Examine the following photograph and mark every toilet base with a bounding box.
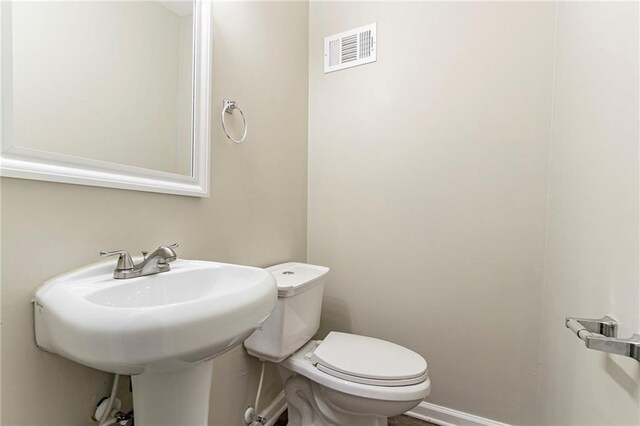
[284,374,389,426]
[281,369,425,426]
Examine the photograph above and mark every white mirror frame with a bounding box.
[0,0,211,197]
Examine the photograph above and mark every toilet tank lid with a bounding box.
[267,262,329,297]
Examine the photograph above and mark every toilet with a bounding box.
[244,263,431,426]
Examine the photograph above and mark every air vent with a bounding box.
[324,23,377,73]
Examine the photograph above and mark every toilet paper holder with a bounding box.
[565,315,640,362]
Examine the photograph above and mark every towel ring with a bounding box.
[221,99,247,144]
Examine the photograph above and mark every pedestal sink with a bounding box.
[34,259,277,426]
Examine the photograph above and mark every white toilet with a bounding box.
[244,263,431,426]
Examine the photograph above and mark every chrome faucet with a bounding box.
[100,243,179,279]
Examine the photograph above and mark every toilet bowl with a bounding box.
[280,339,431,426]
[244,263,431,426]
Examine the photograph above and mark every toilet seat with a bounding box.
[280,340,431,402]
[315,363,428,387]
[311,332,428,386]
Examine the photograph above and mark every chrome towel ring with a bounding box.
[221,99,247,144]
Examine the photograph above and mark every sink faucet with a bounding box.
[100,243,179,279]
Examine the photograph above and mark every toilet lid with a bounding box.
[310,332,428,386]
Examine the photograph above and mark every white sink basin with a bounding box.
[35,259,276,373]
[34,259,277,425]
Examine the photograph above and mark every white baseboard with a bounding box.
[251,391,287,426]
[405,402,511,426]
[251,393,509,426]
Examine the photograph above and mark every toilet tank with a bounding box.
[244,262,329,362]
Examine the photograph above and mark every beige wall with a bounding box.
[308,2,556,424]
[0,1,308,425]
[3,2,638,425]
[537,2,640,425]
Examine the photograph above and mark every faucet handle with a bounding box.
[157,243,179,254]
[100,249,134,271]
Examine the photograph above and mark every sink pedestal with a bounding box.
[132,360,214,426]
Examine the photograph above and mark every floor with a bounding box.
[274,410,435,426]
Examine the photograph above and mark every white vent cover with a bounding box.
[324,23,377,73]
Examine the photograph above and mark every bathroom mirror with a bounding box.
[0,0,212,196]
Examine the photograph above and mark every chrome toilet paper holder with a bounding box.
[565,315,640,362]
